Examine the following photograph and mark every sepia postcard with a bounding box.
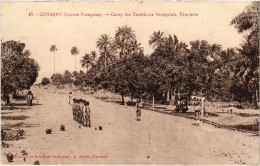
[1,1,259,165]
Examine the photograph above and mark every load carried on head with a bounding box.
[190,95,206,116]
[173,92,206,115]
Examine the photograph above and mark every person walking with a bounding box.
[83,101,91,127]
[75,99,80,122]
[72,98,77,121]
[26,91,33,106]
[78,99,84,124]
[136,99,142,121]
[68,92,73,104]
[195,103,201,118]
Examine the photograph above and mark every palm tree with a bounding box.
[50,45,57,74]
[81,53,95,72]
[90,51,97,61]
[128,39,142,55]
[96,34,112,69]
[231,1,259,108]
[115,25,136,42]
[71,46,79,71]
[114,25,136,58]
[149,30,164,48]
[167,34,189,57]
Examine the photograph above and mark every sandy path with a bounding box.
[1,87,259,165]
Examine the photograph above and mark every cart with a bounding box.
[174,93,189,113]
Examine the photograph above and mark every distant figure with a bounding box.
[75,99,80,122]
[137,99,143,108]
[136,99,142,121]
[68,92,72,104]
[136,106,142,121]
[26,91,33,106]
[139,98,144,108]
[83,101,91,127]
[195,104,201,118]
[72,98,76,121]
[79,99,84,125]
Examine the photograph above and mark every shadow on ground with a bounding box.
[1,115,30,120]
[14,103,42,106]
[2,122,39,130]
[230,124,259,132]
[1,106,32,111]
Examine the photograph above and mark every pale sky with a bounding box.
[1,1,250,83]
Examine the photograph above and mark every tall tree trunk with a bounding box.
[256,90,259,108]
[131,94,134,101]
[4,93,10,106]
[161,92,164,103]
[252,90,257,109]
[105,52,107,69]
[13,90,17,99]
[121,47,124,59]
[167,90,170,102]
[256,90,259,101]
[75,55,77,71]
[121,93,125,105]
[169,87,172,101]
[3,93,6,105]
[172,87,175,103]
[152,94,155,108]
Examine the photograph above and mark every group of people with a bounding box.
[191,96,206,118]
[72,98,91,127]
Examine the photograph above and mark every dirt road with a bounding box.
[1,86,259,165]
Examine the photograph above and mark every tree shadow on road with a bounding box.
[14,103,42,106]
[1,106,32,111]
[2,122,39,130]
[229,124,259,133]
[2,115,29,120]
[249,133,259,137]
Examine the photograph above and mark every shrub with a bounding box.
[41,77,50,85]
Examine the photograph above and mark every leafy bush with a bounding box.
[41,77,50,85]
[51,73,64,85]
